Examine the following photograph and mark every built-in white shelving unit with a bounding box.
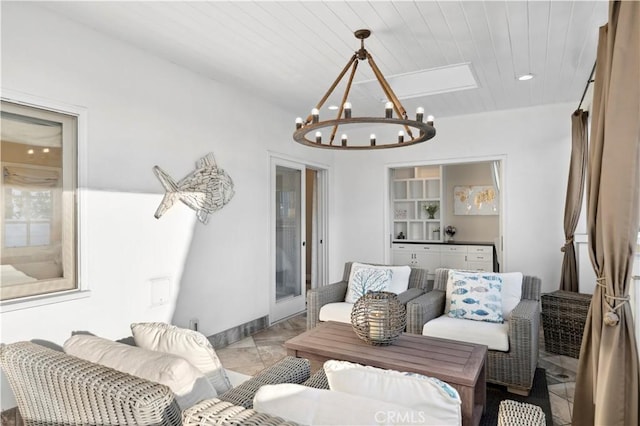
[391,165,443,242]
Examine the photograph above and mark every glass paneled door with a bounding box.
[271,159,306,323]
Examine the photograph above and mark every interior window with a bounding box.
[1,101,77,301]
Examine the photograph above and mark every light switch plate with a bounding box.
[150,277,171,307]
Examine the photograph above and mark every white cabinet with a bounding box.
[440,245,467,270]
[465,246,494,272]
[391,166,442,242]
[392,243,496,275]
[393,243,441,272]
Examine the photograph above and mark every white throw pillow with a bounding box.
[131,322,232,394]
[349,262,412,295]
[323,360,461,426]
[253,383,429,425]
[446,270,504,323]
[63,334,216,410]
[345,265,393,303]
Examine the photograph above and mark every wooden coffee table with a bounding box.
[285,321,487,426]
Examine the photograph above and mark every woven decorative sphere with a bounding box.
[351,291,406,346]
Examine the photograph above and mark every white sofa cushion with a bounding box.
[422,315,510,351]
[324,360,461,426]
[63,334,216,410]
[131,322,232,394]
[447,270,503,323]
[254,383,435,425]
[345,265,393,303]
[318,301,353,324]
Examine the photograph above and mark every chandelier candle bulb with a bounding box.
[344,102,352,118]
[416,107,424,122]
[315,131,322,143]
[385,101,393,118]
[341,134,348,146]
[295,117,303,129]
[311,108,319,123]
[427,115,435,126]
[370,134,376,146]
[398,131,405,143]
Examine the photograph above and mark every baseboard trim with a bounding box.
[208,315,269,349]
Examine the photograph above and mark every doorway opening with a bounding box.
[386,157,505,272]
[270,156,327,324]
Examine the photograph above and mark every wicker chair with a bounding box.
[306,261,431,330]
[0,341,310,425]
[406,268,541,395]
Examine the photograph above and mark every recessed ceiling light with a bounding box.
[328,105,339,110]
[518,73,534,81]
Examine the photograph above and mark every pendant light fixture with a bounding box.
[293,29,436,150]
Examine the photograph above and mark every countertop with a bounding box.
[392,240,495,246]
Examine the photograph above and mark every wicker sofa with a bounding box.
[0,341,310,425]
[406,268,541,395]
[306,261,431,330]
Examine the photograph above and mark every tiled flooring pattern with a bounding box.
[217,314,578,426]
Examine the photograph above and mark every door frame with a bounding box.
[383,155,507,271]
[269,153,329,324]
[309,165,329,289]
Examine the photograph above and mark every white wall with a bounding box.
[0,3,334,409]
[330,103,573,294]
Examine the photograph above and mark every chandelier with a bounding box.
[293,29,436,150]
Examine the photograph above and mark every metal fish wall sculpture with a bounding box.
[153,153,235,224]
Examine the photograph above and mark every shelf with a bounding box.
[391,165,443,243]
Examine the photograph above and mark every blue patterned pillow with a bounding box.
[345,267,392,303]
[447,270,503,323]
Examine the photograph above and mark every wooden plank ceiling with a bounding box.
[40,1,608,119]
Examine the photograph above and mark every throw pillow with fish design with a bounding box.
[446,270,503,323]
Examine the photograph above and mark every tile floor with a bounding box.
[216,314,578,426]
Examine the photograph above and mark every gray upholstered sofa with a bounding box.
[406,268,541,395]
[0,341,310,425]
[306,261,431,330]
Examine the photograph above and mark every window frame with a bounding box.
[0,91,88,310]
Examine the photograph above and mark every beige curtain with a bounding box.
[573,1,640,425]
[560,110,588,292]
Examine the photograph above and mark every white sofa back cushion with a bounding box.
[324,360,461,425]
[63,334,217,410]
[499,272,524,320]
[131,322,232,394]
[254,383,432,425]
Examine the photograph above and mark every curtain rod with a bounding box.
[577,61,597,111]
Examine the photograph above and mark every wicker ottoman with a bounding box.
[497,400,545,426]
[541,290,592,358]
